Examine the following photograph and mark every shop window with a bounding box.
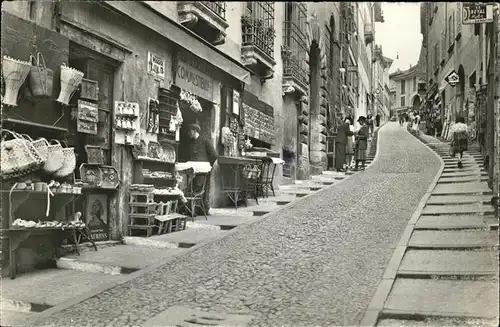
[68,44,118,177]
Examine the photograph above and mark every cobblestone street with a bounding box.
[28,123,442,326]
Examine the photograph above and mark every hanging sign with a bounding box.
[462,3,493,25]
[148,52,166,80]
[445,70,460,87]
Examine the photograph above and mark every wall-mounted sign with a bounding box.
[175,51,214,102]
[462,3,493,25]
[445,70,460,87]
[148,52,166,80]
[86,194,109,242]
[232,90,240,115]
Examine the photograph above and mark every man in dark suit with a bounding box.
[334,117,354,172]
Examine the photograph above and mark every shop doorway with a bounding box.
[177,97,214,162]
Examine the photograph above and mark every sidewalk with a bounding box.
[372,132,499,327]
[1,127,384,327]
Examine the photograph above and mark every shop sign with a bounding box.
[445,70,460,87]
[175,52,214,102]
[232,90,240,115]
[86,194,109,242]
[462,3,493,25]
[148,52,166,80]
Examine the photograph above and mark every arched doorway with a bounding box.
[457,65,465,119]
[308,40,322,174]
[412,95,421,112]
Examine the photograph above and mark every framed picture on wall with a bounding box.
[148,52,165,80]
[232,90,240,115]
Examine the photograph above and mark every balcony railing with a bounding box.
[282,19,307,90]
[201,1,226,19]
[364,23,374,44]
[242,14,275,60]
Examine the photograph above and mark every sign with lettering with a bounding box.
[445,70,460,87]
[148,52,166,80]
[85,194,109,242]
[175,52,214,102]
[462,3,493,24]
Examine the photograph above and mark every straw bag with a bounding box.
[53,141,76,178]
[1,130,45,180]
[44,140,64,174]
[20,134,49,162]
[29,52,54,97]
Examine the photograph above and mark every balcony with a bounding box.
[282,15,308,96]
[364,23,374,44]
[177,1,229,45]
[241,6,276,80]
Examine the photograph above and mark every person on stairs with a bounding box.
[353,116,370,171]
[449,116,469,169]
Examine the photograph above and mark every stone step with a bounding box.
[57,244,185,274]
[415,215,487,230]
[432,182,492,195]
[437,176,489,183]
[422,204,494,215]
[279,189,315,197]
[440,171,488,178]
[250,204,281,216]
[136,228,226,248]
[398,250,498,276]
[426,195,493,205]
[209,208,254,217]
[383,279,499,319]
[0,310,37,327]
[191,215,259,230]
[408,230,497,249]
[377,318,499,327]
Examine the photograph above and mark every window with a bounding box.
[283,2,307,86]
[400,95,406,107]
[401,80,406,94]
[448,15,454,46]
[243,2,275,59]
[413,77,417,91]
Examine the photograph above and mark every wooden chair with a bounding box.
[182,172,209,221]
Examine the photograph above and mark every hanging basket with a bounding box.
[44,140,64,174]
[2,56,31,107]
[53,141,76,178]
[29,52,54,97]
[1,130,45,180]
[56,63,84,105]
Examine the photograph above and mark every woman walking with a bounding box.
[353,116,370,171]
[449,116,469,168]
[334,117,354,172]
[345,117,355,170]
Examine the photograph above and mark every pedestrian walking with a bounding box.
[334,117,354,172]
[413,111,421,135]
[399,114,404,127]
[375,114,381,127]
[345,117,355,169]
[367,114,374,137]
[353,116,369,171]
[448,116,469,168]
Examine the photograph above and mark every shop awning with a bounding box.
[104,2,252,85]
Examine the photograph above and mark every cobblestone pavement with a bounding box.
[32,123,442,327]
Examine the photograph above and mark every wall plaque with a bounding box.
[148,51,166,80]
[85,194,109,242]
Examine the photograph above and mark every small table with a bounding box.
[244,156,282,198]
[4,226,97,279]
[218,156,260,208]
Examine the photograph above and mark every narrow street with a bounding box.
[27,123,442,326]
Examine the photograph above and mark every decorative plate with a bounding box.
[99,166,120,189]
[79,164,102,186]
[85,145,104,165]
[148,141,160,159]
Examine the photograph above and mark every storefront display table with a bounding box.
[218,156,261,209]
[4,226,97,279]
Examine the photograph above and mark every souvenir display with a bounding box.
[159,143,176,163]
[80,164,102,186]
[53,142,76,178]
[44,140,65,174]
[2,56,31,107]
[80,78,99,101]
[57,63,84,105]
[147,98,160,133]
[85,145,105,165]
[180,89,202,112]
[241,103,275,144]
[29,52,54,97]
[12,218,85,229]
[147,141,161,159]
[100,166,120,189]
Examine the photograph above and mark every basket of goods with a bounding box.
[29,52,54,97]
[56,63,84,105]
[1,130,45,180]
[43,140,65,174]
[53,141,76,178]
[242,164,261,180]
[2,56,31,107]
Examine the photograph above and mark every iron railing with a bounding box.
[242,2,275,60]
[201,1,226,19]
[282,3,307,88]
